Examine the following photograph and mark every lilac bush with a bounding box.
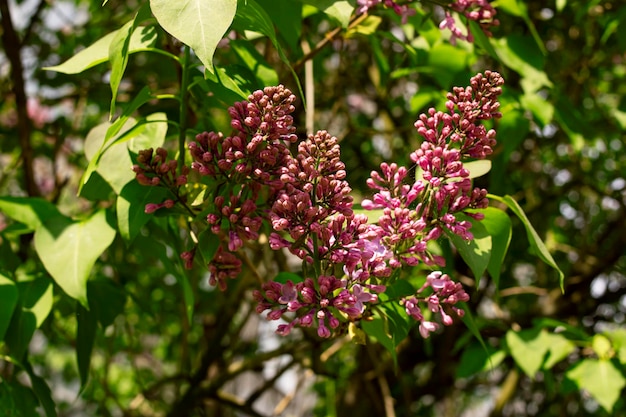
[134,71,504,339]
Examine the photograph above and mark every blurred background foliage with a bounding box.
[1,0,626,416]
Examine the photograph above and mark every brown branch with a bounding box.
[0,0,39,196]
[293,13,369,72]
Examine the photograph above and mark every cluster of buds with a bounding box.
[134,72,504,340]
[254,276,382,337]
[132,147,188,213]
[440,0,500,44]
[402,271,469,338]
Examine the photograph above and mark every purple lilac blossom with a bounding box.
[440,0,500,44]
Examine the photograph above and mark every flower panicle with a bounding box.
[440,0,500,45]
[132,147,189,213]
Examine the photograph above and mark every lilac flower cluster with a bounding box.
[356,0,416,23]
[402,271,469,338]
[439,0,500,44]
[134,72,504,340]
[132,147,188,213]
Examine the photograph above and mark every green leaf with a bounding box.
[79,86,152,193]
[346,15,382,37]
[197,229,221,265]
[362,310,398,365]
[298,0,354,28]
[592,334,613,360]
[117,180,170,243]
[464,160,492,179]
[459,302,489,355]
[273,272,304,284]
[34,210,116,308]
[0,274,19,341]
[456,343,506,378]
[427,43,468,88]
[150,0,237,72]
[229,40,279,87]
[520,92,554,128]
[5,276,54,360]
[23,360,57,417]
[84,121,135,194]
[496,0,546,55]
[256,0,302,51]
[468,20,499,61]
[363,281,415,367]
[565,358,626,413]
[606,329,626,365]
[506,327,550,378]
[479,207,512,288]
[43,25,158,74]
[491,194,565,291]
[0,379,39,417]
[109,4,153,119]
[109,20,134,119]
[492,37,550,93]
[88,279,127,328]
[233,0,303,101]
[542,331,576,369]
[76,302,97,388]
[447,217,491,284]
[0,197,61,230]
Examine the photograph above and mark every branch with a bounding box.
[0,0,39,196]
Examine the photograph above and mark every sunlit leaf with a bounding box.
[565,358,626,413]
[43,25,158,74]
[506,327,549,378]
[0,197,61,230]
[298,0,354,28]
[150,0,236,72]
[34,210,116,308]
[477,207,512,289]
[447,217,491,284]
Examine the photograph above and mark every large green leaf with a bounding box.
[34,210,116,308]
[0,197,61,230]
[0,274,19,341]
[565,358,626,413]
[150,0,237,72]
[447,217,492,284]
[43,25,158,74]
[491,194,565,290]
